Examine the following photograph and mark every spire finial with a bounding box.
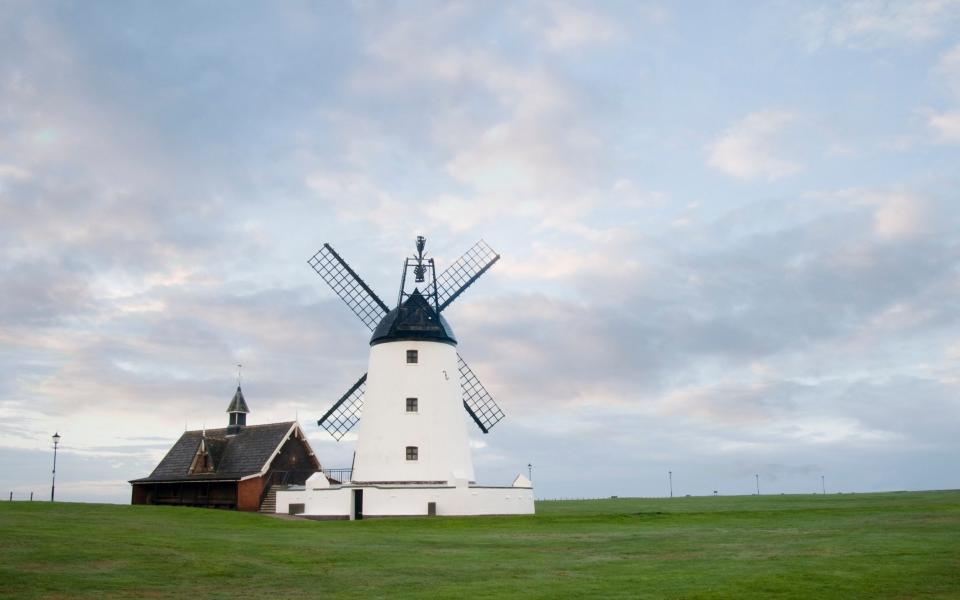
[237,363,242,388]
[414,236,426,282]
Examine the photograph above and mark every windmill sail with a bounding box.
[458,355,505,433]
[309,243,389,331]
[436,240,500,312]
[318,373,366,441]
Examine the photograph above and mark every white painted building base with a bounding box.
[276,476,534,519]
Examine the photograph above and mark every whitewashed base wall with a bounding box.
[276,482,534,518]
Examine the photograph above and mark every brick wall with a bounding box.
[237,476,265,511]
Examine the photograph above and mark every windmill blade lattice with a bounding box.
[436,240,500,312]
[458,355,505,433]
[318,373,367,441]
[309,244,389,331]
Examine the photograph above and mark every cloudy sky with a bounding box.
[2,1,959,503]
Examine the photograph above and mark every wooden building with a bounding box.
[129,386,322,511]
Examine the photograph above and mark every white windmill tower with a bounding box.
[276,237,533,518]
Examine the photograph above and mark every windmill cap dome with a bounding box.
[370,289,457,346]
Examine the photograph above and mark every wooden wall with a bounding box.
[131,481,238,509]
[268,435,321,486]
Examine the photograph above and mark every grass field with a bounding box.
[2,491,959,599]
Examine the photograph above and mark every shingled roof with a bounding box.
[130,422,297,483]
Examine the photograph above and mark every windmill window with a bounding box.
[406,350,418,364]
[406,446,418,461]
[406,397,418,413]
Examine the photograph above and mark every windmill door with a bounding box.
[353,489,363,520]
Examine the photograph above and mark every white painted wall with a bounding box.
[351,340,474,483]
[277,486,351,518]
[277,484,535,518]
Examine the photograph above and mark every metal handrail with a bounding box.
[323,467,352,483]
[258,470,293,511]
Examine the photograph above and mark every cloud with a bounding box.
[927,110,960,141]
[871,193,930,240]
[497,240,645,283]
[706,110,802,180]
[303,5,612,240]
[541,4,623,51]
[451,189,960,439]
[936,43,960,98]
[927,44,960,141]
[801,0,960,50]
[660,380,803,427]
[0,164,31,183]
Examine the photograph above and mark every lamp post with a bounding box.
[528,463,532,481]
[668,470,673,498]
[755,473,760,495]
[51,432,61,502]
[821,475,825,495]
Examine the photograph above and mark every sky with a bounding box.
[1,0,959,504]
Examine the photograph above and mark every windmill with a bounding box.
[310,237,505,447]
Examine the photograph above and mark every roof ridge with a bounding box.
[183,421,295,435]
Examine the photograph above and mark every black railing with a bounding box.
[323,468,352,483]
[270,470,292,486]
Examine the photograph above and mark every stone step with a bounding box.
[259,486,278,513]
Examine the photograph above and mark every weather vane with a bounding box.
[413,236,427,282]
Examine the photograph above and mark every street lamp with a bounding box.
[755,473,760,495]
[821,475,825,495]
[668,470,673,498]
[528,463,532,481]
[51,432,61,502]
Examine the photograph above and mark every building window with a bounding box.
[406,349,418,364]
[406,397,418,412]
[406,446,418,461]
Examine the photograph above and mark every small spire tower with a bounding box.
[226,364,249,435]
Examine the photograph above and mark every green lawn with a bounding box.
[2,491,959,599]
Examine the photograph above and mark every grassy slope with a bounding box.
[1,491,958,599]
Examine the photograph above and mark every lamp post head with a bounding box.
[52,432,60,445]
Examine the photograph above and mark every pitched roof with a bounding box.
[130,421,296,483]
[226,386,249,413]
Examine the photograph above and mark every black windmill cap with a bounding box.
[370,289,457,346]
[226,386,249,413]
